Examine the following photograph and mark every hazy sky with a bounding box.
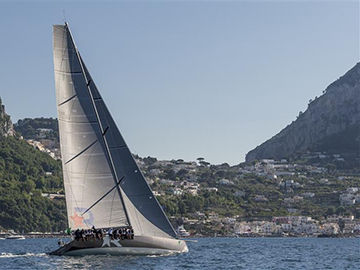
[0,0,358,165]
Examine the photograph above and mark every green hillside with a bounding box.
[2,105,359,234]
[4,116,360,236]
[0,136,66,232]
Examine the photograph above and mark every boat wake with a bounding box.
[0,252,47,258]
[146,251,179,258]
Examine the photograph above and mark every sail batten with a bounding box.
[64,140,98,164]
[53,24,177,239]
[58,94,77,106]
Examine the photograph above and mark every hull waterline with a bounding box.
[64,247,183,256]
[50,235,188,256]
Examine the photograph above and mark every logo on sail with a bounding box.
[70,207,95,228]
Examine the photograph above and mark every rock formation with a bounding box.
[246,63,360,162]
[0,97,15,137]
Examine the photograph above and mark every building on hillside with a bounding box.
[205,187,218,192]
[172,188,183,196]
[340,193,356,205]
[302,192,315,198]
[219,179,233,185]
[254,195,268,202]
[320,223,340,235]
[346,187,359,194]
[41,193,65,200]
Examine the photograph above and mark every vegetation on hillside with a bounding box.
[1,116,359,234]
[144,158,360,221]
[14,117,59,142]
[0,136,66,232]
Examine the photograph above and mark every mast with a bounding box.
[65,23,131,227]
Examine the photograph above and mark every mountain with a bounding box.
[246,63,360,162]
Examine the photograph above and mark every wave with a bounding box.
[0,252,47,258]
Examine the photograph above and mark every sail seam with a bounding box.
[108,145,128,150]
[58,119,98,124]
[54,70,82,75]
[65,140,98,164]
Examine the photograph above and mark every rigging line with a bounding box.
[109,186,117,227]
[58,94,77,106]
[65,140,98,164]
[81,176,125,217]
[65,23,132,226]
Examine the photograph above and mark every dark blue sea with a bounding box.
[0,237,359,269]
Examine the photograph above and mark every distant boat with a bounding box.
[177,226,190,237]
[5,235,25,240]
[49,23,188,256]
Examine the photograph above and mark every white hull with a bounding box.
[5,235,25,240]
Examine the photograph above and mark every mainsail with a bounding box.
[53,24,177,239]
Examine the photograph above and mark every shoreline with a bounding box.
[1,233,358,239]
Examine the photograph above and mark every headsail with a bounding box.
[53,24,177,239]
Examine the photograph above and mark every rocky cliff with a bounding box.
[0,97,15,137]
[246,63,360,162]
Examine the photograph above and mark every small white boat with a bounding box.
[5,235,25,240]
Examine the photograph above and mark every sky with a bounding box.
[0,0,359,165]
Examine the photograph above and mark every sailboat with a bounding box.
[50,23,188,256]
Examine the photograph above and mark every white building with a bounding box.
[346,187,359,194]
[172,188,183,196]
[320,223,339,235]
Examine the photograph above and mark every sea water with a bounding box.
[0,237,359,269]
